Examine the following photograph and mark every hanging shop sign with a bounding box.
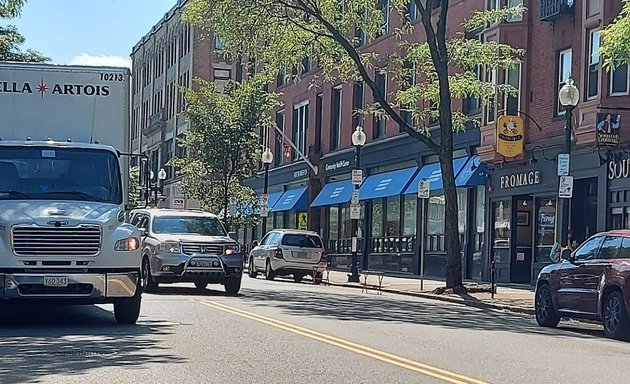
[596,113,620,148]
[496,115,525,158]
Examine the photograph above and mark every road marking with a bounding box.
[194,299,489,384]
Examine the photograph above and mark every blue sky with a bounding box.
[9,0,178,67]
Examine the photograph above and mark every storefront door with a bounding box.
[512,196,534,284]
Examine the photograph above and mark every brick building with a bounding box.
[130,0,240,208]
[242,0,630,285]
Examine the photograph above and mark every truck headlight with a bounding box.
[115,237,140,251]
[158,241,181,254]
[224,244,240,255]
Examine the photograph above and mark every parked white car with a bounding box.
[248,229,327,284]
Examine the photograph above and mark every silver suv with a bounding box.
[248,229,327,284]
[128,208,243,295]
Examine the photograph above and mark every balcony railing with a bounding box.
[539,0,573,21]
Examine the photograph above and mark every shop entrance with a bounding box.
[512,196,534,284]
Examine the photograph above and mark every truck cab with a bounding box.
[0,140,143,324]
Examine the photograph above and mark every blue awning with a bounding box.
[311,179,356,207]
[272,187,309,212]
[404,157,469,195]
[358,167,418,201]
[455,155,487,187]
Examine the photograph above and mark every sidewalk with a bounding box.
[322,270,535,315]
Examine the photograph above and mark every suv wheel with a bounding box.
[265,259,275,281]
[248,258,258,278]
[535,283,560,328]
[293,273,304,283]
[603,290,630,340]
[142,258,158,293]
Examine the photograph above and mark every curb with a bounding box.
[325,281,536,316]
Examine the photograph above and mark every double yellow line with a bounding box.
[195,300,489,384]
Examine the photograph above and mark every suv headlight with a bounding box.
[115,237,140,251]
[158,241,181,254]
[224,244,240,255]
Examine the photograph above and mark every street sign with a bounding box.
[558,175,574,198]
[352,169,363,185]
[172,198,185,209]
[557,153,570,176]
[351,190,360,204]
[260,205,269,217]
[418,179,430,199]
[259,194,268,206]
[349,203,361,219]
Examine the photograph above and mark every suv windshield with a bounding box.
[281,234,323,248]
[152,216,227,236]
[0,146,122,204]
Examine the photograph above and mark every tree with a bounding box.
[169,76,280,230]
[600,0,630,70]
[185,0,524,289]
[0,0,48,62]
[128,165,143,208]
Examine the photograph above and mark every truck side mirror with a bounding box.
[228,231,237,240]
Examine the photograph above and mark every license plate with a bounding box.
[43,276,69,287]
[295,251,308,258]
[193,260,212,267]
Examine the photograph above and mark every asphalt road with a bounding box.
[1,276,630,384]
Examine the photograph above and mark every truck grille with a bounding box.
[12,225,102,256]
[181,243,223,256]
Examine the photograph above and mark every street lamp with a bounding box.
[348,126,367,283]
[558,76,579,249]
[261,148,274,234]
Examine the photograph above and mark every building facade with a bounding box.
[130,0,240,209]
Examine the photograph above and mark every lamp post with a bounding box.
[348,126,366,283]
[261,148,274,234]
[558,77,580,249]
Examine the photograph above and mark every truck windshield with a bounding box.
[0,146,122,204]
[152,216,227,237]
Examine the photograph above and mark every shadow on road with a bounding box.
[234,283,607,341]
[0,303,184,383]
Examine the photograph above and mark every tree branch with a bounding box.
[294,0,441,153]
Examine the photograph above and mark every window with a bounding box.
[385,196,401,236]
[152,216,227,236]
[371,200,383,237]
[573,236,604,261]
[557,49,572,115]
[274,111,285,166]
[618,237,630,259]
[587,29,600,100]
[376,0,390,37]
[374,71,387,138]
[400,61,416,132]
[402,196,417,236]
[598,236,622,259]
[302,56,312,74]
[536,198,557,263]
[485,68,497,124]
[330,87,342,151]
[276,69,285,87]
[214,36,224,50]
[281,233,323,248]
[465,33,482,116]
[213,68,231,93]
[427,195,445,236]
[292,102,309,161]
[504,64,521,116]
[610,64,630,96]
[315,93,323,153]
[507,0,523,21]
[329,206,339,242]
[352,81,365,128]
[407,1,418,21]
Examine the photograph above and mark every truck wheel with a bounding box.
[195,282,208,290]
[142,258,158,293]
[114,279,142,325]
[224,278,241,295]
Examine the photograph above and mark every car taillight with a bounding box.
[319,251,327,263]
[274,248,284,259]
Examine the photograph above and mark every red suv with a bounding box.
[535,230,630,340]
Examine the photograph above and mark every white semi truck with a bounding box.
[0,62,143,324]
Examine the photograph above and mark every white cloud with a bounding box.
[67,54,131,68]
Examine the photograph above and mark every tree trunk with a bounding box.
[439,152,463,290]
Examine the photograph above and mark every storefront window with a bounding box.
[265,217,273,233]
[287,212,297,229]
[427,195,445,235]
[536,198,557,263]
[402,196,417,236]
[329,206,339,241]
[372,200,383,237]
[275,212,284,229]
[475,186,485,234]
[494,199,511,247]
[458,190,467,234]
[385,196,400,236]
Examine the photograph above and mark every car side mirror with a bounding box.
[561,248,573,263]
[251,240,258,247]
[138,228,147,237]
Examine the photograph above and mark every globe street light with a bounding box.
[348,126,367,283]
[261,148,274,234]
[153,168,167,207]
[558,77,579,250]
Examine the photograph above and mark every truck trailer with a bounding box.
[0,62,143,324]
